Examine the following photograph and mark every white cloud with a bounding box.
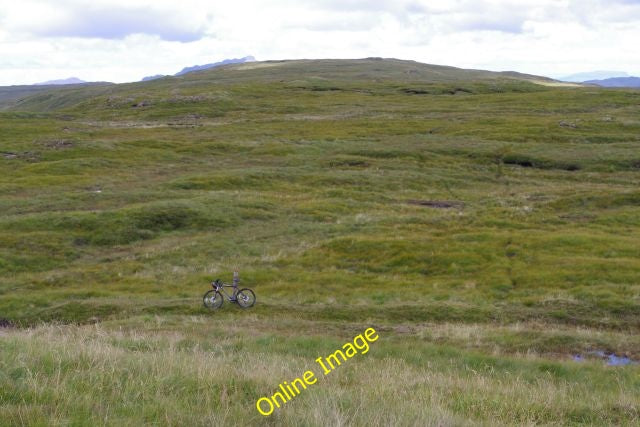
[0,0,638,85]
[1,0,210,41]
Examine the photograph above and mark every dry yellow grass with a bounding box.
[1,316,638,426]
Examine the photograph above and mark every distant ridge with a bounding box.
[1,58,570,111]
[175,56,255,76]
[559,71,629,83]
[142,75,165,82]
[141,56,255,81]
[35,77,87,85]
[584,76,640,88]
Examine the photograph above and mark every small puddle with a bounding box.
[573,350,638,366]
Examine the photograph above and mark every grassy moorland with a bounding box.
[0,58,639,425]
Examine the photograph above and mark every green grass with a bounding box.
[0,59,639,425]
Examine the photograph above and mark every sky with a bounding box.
[0,0,639,85]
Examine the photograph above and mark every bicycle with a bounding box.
[203,272,256,310]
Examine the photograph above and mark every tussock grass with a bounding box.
[1,319,638,426]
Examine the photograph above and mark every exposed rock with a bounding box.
[42,139,74,149]
[559,120,577,128]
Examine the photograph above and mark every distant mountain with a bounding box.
[141,75,166,82]
[559,71,628,83]
[584,77,640,88]
[174,56,255,76]
[35,77,87,85]
[141,56,256,82]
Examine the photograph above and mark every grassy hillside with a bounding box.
[0,59,638,425]
[0,83,113,111]
[4,58,558,113]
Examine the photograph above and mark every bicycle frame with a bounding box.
[211,280,238,300]
[204,276,255,310]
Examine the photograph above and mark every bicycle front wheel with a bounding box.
[236,288,256,308]
[203,290,223,310]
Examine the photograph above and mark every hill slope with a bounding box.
[0,58,639,426]
[2,58,558,112]
[0,82,113,111]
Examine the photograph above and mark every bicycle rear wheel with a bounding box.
[236,288,256,308]
[203,290,223,310]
